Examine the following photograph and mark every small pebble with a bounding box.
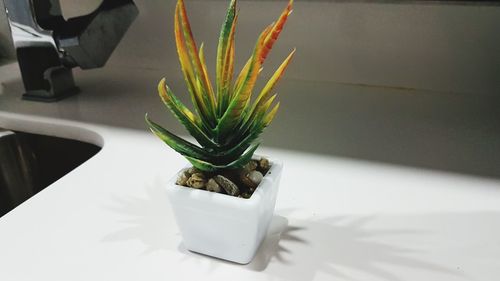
[187,173,206,189]
[206,178,222,193]
[248,170,263,186]
[240,170,263,189]
[243,160,258,172]
[176,169,190,186]
[187,167,200,175]
[214,175,240,196]
[259,158,270,171]
[241,192,251,199]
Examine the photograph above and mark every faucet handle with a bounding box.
[57,0,139,69]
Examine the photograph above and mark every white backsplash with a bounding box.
[1,0,499,95]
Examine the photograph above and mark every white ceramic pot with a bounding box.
[166,159,283,264]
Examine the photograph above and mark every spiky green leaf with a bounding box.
[184,142,260,172]
[158,79,220,149]
[145,114,210,161]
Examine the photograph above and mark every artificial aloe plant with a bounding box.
[146,0,294,172]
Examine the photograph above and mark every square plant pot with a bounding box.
[166,158,283,264]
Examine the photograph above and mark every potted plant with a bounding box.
[145,0,294,264]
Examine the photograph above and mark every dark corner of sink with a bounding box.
[0,128,102,217]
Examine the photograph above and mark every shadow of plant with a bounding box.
[260,212,461,281]
[102,178,179,253]
[102,181,467,281]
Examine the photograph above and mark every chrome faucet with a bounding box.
[2,0,138,101]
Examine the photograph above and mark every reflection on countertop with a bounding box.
[1,61,499,179]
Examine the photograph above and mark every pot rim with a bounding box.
[166,156,283,208]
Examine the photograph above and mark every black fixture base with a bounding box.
[17,47,80,102]
[22,87,80,102]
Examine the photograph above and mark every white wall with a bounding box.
[1,0,499,96]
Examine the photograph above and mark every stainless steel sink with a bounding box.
[0,129,100,217]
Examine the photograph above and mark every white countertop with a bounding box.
[1,60,500,280]
[0,112,500,281]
